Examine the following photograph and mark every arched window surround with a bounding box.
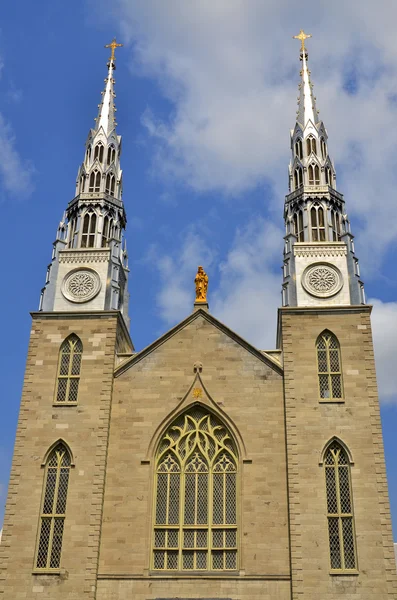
[316,330,344,401]
[35,442,73,571]
[151,402,241,572]
[54,334,83,404]
[321,439,357,572]
[295,137,303,160]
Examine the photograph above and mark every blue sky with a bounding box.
[1,0,397,538]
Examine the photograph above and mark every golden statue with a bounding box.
[195,266,208,302]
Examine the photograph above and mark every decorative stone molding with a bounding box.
[62,268,101,303]
[302,262,343,298]
[59,250,110,264]
[294,243,347,258]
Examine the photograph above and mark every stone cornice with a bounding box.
[59,248,111,263]
[293,242,347,258]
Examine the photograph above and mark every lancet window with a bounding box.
[55,335,83,403]
[88,170,101,193]
[105,173,115,196]
[94,142,104,163]
[324,441,356,571]
[294,167,303,189]
[107,145,116,165]
[101,215,113,247]
[153,406,238,572]
[35,444,71,570]
[320,137,327,159]
[325,167,333,187]
[306,136,317,156]
[331,210,341,241]
[85,145,91,163]
[308,164,320,186]
[79,175,85,194]
[293,210,304,242]
[311,204,326,241]
[295,138,303,160]
[81,211,97,248]
[317,331,343,399]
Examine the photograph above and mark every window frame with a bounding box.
[54,335,83,405]
[323,441,358,573]
[34,443,72,572]
[151,407,239,573]
[316,331,344,402]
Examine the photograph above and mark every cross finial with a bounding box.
[293,29,312,53]
[105,38,123,62]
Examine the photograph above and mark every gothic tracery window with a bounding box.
[294,166,303,189]
[35,444,71,570]
[308,164,320,186]
[55,335,83,403]
[295,137,303,160]
[317,331,343,399]
[88,170,101,193]
[94,142,104,163]
[153,406,238,571]
[311,204,326,241]
[107,145,116,165]
[320,137,327,159]
[324,441,357,571]
[293,210,304,241]
[306,136,317,156]
[81,211,97,248]
[331,210,341,241]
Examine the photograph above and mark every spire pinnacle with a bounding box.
[94,39,123,135]
[294,30,319,128]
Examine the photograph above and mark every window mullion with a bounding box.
[334,455,344,570]
[208,463,214,571]
[179,470,185,571]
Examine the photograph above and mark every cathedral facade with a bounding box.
[0,34,396,600]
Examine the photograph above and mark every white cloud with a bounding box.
[0,112,34,198]
[370,298,397,403]
[99,1,397,268]
[94,1,397,401]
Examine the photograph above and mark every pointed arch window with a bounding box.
[35,444,71,570]
[153,406,238,571]
[320,137,327,159]
[294,167,303,189]
[107,144,116,165]
[81,212,97,248]
[88,170,101,193]
[293,210,304,242]
[105,173,115,196]
[94,142,104,163]
[79,175,85,193]
[311,204,326,241]
[308,164,320,186]
[295,138,303,160]
[85,145,91,163]
[55,335,82,403]
[317,331,343,399]
[324,441,356,571]
[325,166,333,187]
[101,215,113,247]
[331,210,341,241]
[306,136,317,156]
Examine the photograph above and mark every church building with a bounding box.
[0,32,396,599]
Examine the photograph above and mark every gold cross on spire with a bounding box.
[105,38,123,62]
[293,29,312,52]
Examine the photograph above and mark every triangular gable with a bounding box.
[115,308,283,377]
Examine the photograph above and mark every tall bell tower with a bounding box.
[39,38,129,327]
[282,30,365,309]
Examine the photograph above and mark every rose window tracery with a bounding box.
[62,268,101,303]
[302,263,343,298]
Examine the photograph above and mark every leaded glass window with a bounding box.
[153,406,238,571]
[317,331,343,399]
[324,442,357,571]
[55,335,82,403]
[35,444,71,570]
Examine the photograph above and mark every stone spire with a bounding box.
[39,40,130,328]
[281,32,365,309]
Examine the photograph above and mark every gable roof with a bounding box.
[115,308,283,377]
